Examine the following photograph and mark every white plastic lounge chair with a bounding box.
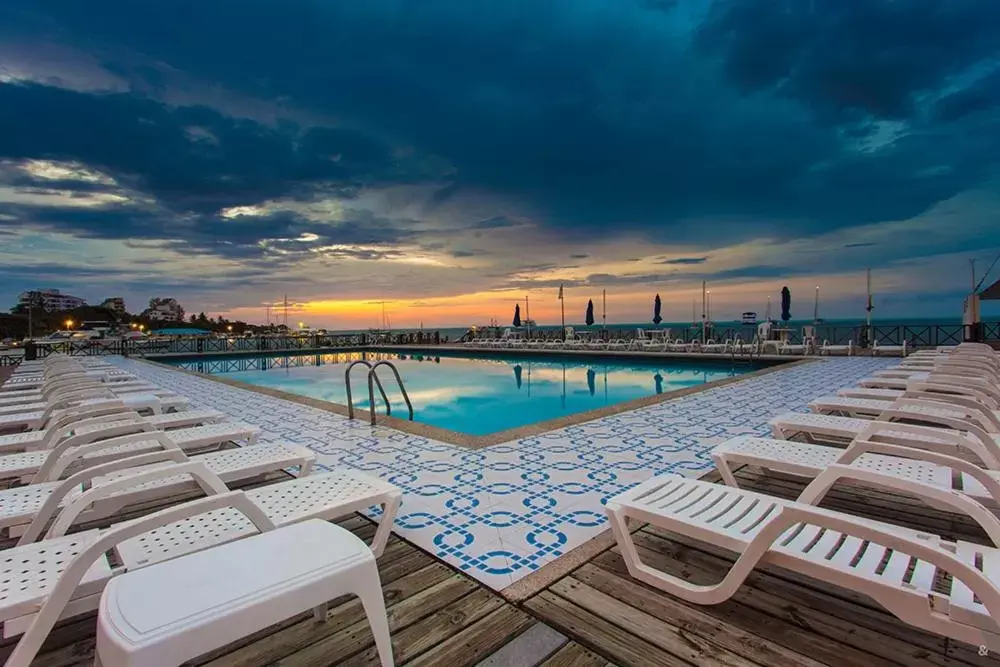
[875,361,998,381]
[0,467,401,666]
[701,339,732,354]
[806,396,1000,433]
[2,367,134,391]
[778,339,810,355]
[0,407,224,455]
[0,384,181,415]
[0,401,163,444]
[837,379,1000,409]
[605,475,1000,652]
[871,339,909,357]
[712,432,1000,512]
[0,423,259,483]
[0,394,190,432]
[93,519,393,667]
[769,413,1000,469]
[0,378,161,407]
[859,372,995,393]
[0,441,315,539]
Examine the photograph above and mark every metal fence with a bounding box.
[4,321,997,366]
[168,350,430,375]
[577,322,999,348]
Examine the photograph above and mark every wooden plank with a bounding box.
[199,561,458,667]
[731,468,988,541]
[0,614,96,667]
[550,577,763,667]
[392,605,533,667]
[536,642,613,667]
[605,531,992,667]
[572,563,825,667]
[280,588,504,666]
[524,590,688,667]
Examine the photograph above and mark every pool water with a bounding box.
[166,351,758,435]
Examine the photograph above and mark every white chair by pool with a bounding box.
[0,441,316,539]
[604,475,1000,652]
[1,467,401,667]
[711,426,1000,511]
[0,407,225,456]
[0,423,260,484]
[820,339,854,356]
[93,519,393,667]
[872,339,909,357]
[805,396,1000,433]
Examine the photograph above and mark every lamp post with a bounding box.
[65,318,74,330]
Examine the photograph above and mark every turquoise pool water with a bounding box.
[164,351,759,435]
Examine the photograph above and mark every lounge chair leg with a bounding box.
[355,565,395,667]
[370,495,400,558]
[712,456,740,487]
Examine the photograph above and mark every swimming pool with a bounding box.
[162,350,764,436]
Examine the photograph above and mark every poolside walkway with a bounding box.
[111,355,898,590]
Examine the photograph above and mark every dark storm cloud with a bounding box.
[0,82,403,215]
[660,257,708,265]
[0,0,1000,253]
[0,201,418,262]
[696,0,1000,121]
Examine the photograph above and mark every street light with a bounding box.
[138,324,145,332]
[130,323,137,329]
[64,319,74,329]
[227,325,233,333]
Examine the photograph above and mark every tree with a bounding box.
[585,300,595,326]
[189,314,197,324]
[512,304,522,327]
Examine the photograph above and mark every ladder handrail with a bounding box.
[345,360,390,419]
[367,361,414,425]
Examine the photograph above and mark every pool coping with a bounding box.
[144,354,814,448]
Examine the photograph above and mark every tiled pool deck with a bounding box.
[111,355,899,590]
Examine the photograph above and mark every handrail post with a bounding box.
[345,360,373,419]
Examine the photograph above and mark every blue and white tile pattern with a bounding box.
[111,356,898,589]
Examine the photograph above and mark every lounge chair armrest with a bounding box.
[4,490,274,667]
[33,430,177,483]
[18,449,193,546]
[838,439,1000,506]
[797,462,1000,547]
[44,460,232,540]
[856,420,999,469]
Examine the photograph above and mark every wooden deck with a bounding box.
[523,466,1000,667]
[0,470,607,667]
[5,461,1000,666]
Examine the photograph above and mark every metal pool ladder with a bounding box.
[345,360,414,425]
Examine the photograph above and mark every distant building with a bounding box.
[143,297,185,322]
[100,297,127,316]
[16,289,87,312]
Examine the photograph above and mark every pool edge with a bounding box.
[140,355,814,449]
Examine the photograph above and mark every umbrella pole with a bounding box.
[525,295,530,337]
[701,281,707,344]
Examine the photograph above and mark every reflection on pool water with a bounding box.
[165,351,758,436]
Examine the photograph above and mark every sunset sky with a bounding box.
[2,1,1000,329]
